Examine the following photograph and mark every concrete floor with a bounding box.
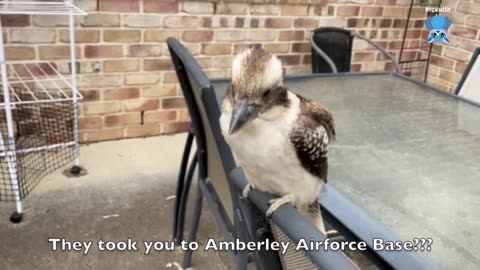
[0,134,233,270]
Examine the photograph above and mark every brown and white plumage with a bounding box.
[220,47,335,234]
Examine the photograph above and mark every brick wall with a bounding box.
[0,0,468,143]
[425,0,480,92]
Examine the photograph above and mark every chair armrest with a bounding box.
[309,32,339,74]
[352,32,401,74]
[229,167,358,270]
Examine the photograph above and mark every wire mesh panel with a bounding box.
[400,60,428,81]
[0,98,75,201]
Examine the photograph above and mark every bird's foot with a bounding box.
[266,193,295,217]
[242,184,253,199]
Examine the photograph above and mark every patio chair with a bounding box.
[167,38,282,269]
[455,47,480,103]
[310,27,401,74]
[167,38,359,270]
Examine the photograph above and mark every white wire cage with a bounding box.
[0,0,86,223]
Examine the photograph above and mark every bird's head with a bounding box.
[228,47,288,135]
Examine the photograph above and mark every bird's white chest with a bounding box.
[220,94,322,206]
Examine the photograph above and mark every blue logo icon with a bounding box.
[424,14,452,43]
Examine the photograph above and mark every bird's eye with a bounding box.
[432,32,437,37]
[440,33,444,37]
[263,89,271,98]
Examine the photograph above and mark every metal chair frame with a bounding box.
[310,27,401,74]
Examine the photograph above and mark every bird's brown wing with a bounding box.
[289,95,335,182]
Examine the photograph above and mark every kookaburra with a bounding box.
[220,48,335,235]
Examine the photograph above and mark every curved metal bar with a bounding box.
[352,32,401,74]
[309,32,339,74]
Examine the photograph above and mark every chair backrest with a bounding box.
[455,47,480,103]
[167,38,237,223]
[311,27,354,73]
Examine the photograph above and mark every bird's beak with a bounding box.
[229,98,260,135]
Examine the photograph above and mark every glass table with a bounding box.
[212,73,480,270]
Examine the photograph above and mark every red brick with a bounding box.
[455,62,467,74]
[39,46,81,60]
[162,121,190,134]
[216,3,249,14]
[216,30,247,41]
[293,18,318,28]
[281,5,308,16]
[235,18,245,28]
[181,2,214,14]
[144,30,180,42]
[164,16,201,28]
[142,85,177,98]
[163,72,179,84]
[347,18,370,28]
[182,30,214,42]
[263,43,290,54]
[143,0,177,13]
[59,30,100,43]
[265,18,292,29]
[5,46,35,60]
[104,59,140,73]
[302,55,312,65]
[81,14,120,27]
[234,43,262,54]
[361,6,383,17]
[85,45,123,58]
[144,59,173,71]
[279,30,305,41]
[384,7,407,17]
[105,113,140,127]
[430,56,454,69]
[104,30,141,42]
[439,70,461,83]
[291,43,310,53]
[83,101,122,115]
[393,19,407,28]
[144,111,177,123]
[128,44,163,57]
[248,30,278,41]
[202,44,232,55]
[162,97,186,109]
[458,2,480,15]
[278,55,301,66]
[337,6,360,16]
[104,87,140,101]
[124,99,159,112]
[79,116,103,130]
[99,0,139,12]
[353,52,375,62]
[80,90,100,102]
[251,4,281,15]
[1,15,29,27]
[451,26,477,39]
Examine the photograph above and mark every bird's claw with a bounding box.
[266,194,295,218]
[242,184,253,199]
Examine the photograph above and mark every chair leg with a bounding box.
[173,128,194,242]
[175,153,198,244]
[183,184,204,269]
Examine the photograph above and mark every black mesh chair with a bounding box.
[310,27,401,74]
[167,38,359,269]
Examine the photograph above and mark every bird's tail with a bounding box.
[302,199,327,236]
